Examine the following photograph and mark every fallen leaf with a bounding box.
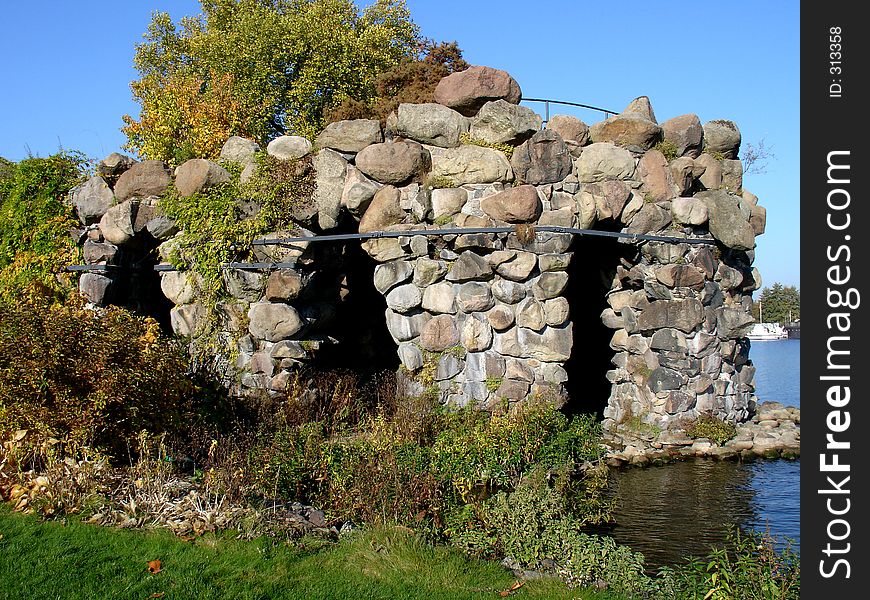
[499,580,525,597]
[147,559,162,574]
[150,594,165,598]
[12,430,27,442]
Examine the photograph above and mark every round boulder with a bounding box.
[433,66,522,117]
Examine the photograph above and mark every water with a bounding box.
[603,339,800,570]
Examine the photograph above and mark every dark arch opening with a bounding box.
[562,227,638,419]
[110,234,175,332]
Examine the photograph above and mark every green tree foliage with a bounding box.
[0,153,88,303]
[122,0,421,164]
[752,283,800,324]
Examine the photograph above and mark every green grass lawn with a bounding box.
[0,507,610,600]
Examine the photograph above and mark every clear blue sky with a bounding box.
[0,1,799,288]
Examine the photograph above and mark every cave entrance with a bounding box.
[308,217,399,377]
[563,228,638,419]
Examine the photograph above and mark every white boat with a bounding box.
[747,322,788,341]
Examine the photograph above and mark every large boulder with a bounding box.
[266,135,312,160]
[717,307,755,339]
[661,114,703,158]
[341,165,381,218]
[96,153,136,186]
[636,299,704,333]
[79,273,113,305]
[584,180,631,221]
[355,140,429,185]
[175,159,231,197]
[433,65,522,117]
[703,120,741,158]
[625,203,672,235]
[316,119,383,153]
[98,200,138,245]
[312,149,348,230]
[420,314,460,352]
[170,302,207,337]
[546,114,590,145]
[358,186,405,233]
[394,103,468,147]
[469,100,541,145]
[429,145,512,185]
[574,143,635,182]
[697,190,755,250]
[622,96,657,122]
[248,302,304,342]
[510,129,572,185]
[590,104,662,149]
[70,176,116,224]
[480,185,541,223]
[113,160,172,201]
[638,150,677,201]
[220,136,260,165]
[671,197,709,225]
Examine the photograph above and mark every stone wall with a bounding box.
[68,65,768,442]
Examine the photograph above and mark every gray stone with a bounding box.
[638,150,677,201]
[648,367,684,392]
[620,191,645,224]
[420,314,460,352]
[71,176,116,224]
[546,114,590,145]
[511,129,572,185]
[495,250,537,281]
[397,343,424,371]
[722,159,743,193]
[636,299,705,333]
[98,200,137,245]
[650,328,688,353]
[665,391,695,414]
[661,114,703,158]
[270,340,308,360]
[430,188,467,219]
[486,304,515,330]
[515,297,546,331]
[703,120,741,158]
[601,308,624,329]
[671,197,709,225]
[694,154,723,190]
[341,165,380,217]
[385,283,423,313]
[433,65,522,117]
[413,258,447,286]
[250,351,276,376]
[170,302,206,337]
[585,180,631,221]
[717,307,755,339]
[114,160,172,201]
[670,157,695,195]
[537,208,573,227]
[575,143,636,182]
[749,204,766,235]
[505,359,535,382]
[79,272,113,304]
[267,135,312,160]
[436,353,465,380]
[83,240,119,265]
[312,149,348,230]
[223,269,265,301]
[160,270,199,305]
[480,185,541,223]
[385,309,431,342]
[355,140,428,185]
[532,272,569,300]
[145,215,178,240]
[220,136,260,165]
[248,302,304,341]
[626,203,672,235]
[470,100,541,145]
[589,114,662,150]
[543,297,570,326]
[175,159,231,197]
[374,260,414,294]
[538,253,572,272]
[315,119,382,153]
[455,282,494,313]
[517,324,573,361]
[492,279,527,304]
[446,251,493,282]
[429,145,512,185]
[421,281,456,313]
[398,183,430,223]
[496,378,531,401]
[461,313,493,352]
[96,152,136,184]
[697,190,755,250]
[395,102,469,147]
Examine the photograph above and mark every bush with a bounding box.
[0,152,88,302]
[686,414,737,445]
[0,294,196,465]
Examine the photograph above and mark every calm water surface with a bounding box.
[604,339,800,570]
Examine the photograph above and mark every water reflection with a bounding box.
[600,458,795,570]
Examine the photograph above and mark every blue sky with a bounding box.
[0,1,799,288]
